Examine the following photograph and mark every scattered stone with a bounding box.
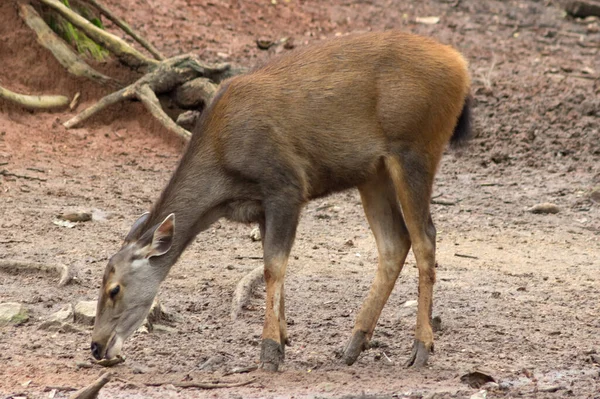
[460,370,496,389]
[249,226,261,242]
[256,38,274,50]
[431,315,442,332]
[39,304,74,331]
[527,203,560,214]
[74,300,97,325]
[470,390,487,399]
[579,99,599,116]
[403,300,418,307]
[565,1,600,18]
[591,354,600,364]
[415,16,440,24]
[58,211,92,223]
[591,189,600,203]
[0,302,29,325]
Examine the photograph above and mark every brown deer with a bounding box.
[91,30,471,371]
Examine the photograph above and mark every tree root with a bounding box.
[231,266,264,320]
[63,55,228,140]
[82,0,164,60]
[0,85,69,110]
[69,372,112,399]
[38,0,158,69]
[19,4,117,87]
[145,377,256,389]
[0,260,76,286]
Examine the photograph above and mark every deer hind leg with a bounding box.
[385,148,441,368]
[259,201,300,372]
[342,164,411,365]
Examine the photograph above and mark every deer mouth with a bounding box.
[104,332,123,360]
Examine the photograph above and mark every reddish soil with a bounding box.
[1,0,599,398]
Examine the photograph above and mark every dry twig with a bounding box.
[145,377,256,389]
[69,372,112,399]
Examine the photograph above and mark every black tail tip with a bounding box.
[450,95,472,148]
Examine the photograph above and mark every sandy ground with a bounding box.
[0,0,599,398]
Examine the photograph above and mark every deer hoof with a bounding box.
[405,340,432,368]
[260,338,283,372]
[341,330,368,366]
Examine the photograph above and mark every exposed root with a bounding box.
[231,265,264,320]
[0,85,69,110]
[38,0,158,69]
[137,84,191,140]
[64,55,223,139]
[146,377,256,389]
[0,260,76,286]
[19,4,117,87]
[82,0,165,60]
[69,372,112,399]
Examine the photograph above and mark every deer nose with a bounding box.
[91,341,102,360]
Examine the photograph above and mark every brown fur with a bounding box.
[93,31,471,370]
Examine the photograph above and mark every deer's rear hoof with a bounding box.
[405,340,432,368]
[342,330,369,366]
[260,338,283,372]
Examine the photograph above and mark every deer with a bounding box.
[90,30,471,371]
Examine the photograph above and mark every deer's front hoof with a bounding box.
[341,330,369,366]
[260,338,283,372]
[405,339,432,368]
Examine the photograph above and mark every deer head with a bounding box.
[90,213,175,360]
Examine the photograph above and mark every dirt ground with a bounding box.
[1,0,599,398]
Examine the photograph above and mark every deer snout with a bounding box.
[91,341,103,360]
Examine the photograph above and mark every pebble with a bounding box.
[74,300,97,325]
[0,302,29,325]
[527,203,560,214]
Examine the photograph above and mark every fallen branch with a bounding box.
[231,265,264,320]
[454,253,479,260]
[69,372,112,399]
[0,260,75,286]
[39,0,158,68]
[0,85,68,110]
[0,169,48,182]
[82,0,165,60]
[145,377,256,389]
[19,4,117,87]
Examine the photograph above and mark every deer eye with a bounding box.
[109,285,120,300]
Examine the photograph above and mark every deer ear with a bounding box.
[147,213,175,258]
[124,212,150,243]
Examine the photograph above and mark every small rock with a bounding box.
[58,212,91,222]
[591,189,600,203]
[74,300,97,325]
[527,203,560,214]
[470,390,487,399]
[416,16,440,24]
[403,300,418,307]
[579,99,599,116]
[0,302,29,325]
[460,370,496,389]
[256,38,274,50]
[249,227,261,242]
[431,315,442,332]
[198,354,225,371]
[39,304,74,330]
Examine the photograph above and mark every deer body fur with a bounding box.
[91,30,471,371]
